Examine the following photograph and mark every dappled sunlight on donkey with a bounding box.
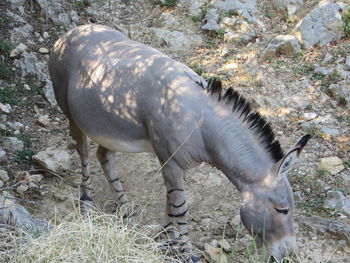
[48,24,310,262]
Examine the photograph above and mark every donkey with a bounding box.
[49,24,310,262]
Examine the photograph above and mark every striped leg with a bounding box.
[161,162,200,262]
[96,146,128,206]
[69,122,93,213]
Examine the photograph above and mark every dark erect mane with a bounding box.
[204,77,284,162]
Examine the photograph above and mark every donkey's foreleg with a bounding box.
[96,146,128,206]
[161,163,200,262]
[69,122,93,213]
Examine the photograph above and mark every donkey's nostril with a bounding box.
[275,207,289,214]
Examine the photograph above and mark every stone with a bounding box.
[272,0,303,16]
[8,0,25,10]
[0,170,10,182]
[346,56,350,70]
[328,83,350,109]
[15,171,31,183]
[57,13,70,25]
[0,148,7,162]
[7,121,24,131]
[16,184,29,194]
[293,1,343,49]
[0,103,12,114]
[262,35,301,60]
[223,20,257,43]
[14,51,46,81]
[319,157,344,175]
[28,182,38,189]
[204,243,228,263]
[218,239,231,253]
[34,0,64,25]
[201,9,220,31]
[6,11,27,24]
[325,191,350,217]
[179,0,206,16]
[43,78,57,106]
[150,28,202,51]
[9,43,27,57]
[320,125,340,137]
[37,115,50,127]
[10,24,34,43]
[159,13,179,27]
[38,47,49,54]
[53,192,67,201]
[29,174,43,183]
[2,137,24,153]
[43,31,49,39]
[0,193,52,232]
[302,112,317,121]
[69,11,80,23]
[0,180,3,188]
[298,215,350,242]
[32,148,72,173]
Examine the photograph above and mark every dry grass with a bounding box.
[0,209,180,263]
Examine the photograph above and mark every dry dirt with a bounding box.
[2,0,350,262]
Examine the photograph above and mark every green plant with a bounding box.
[0,41,13,56]
[293,63,315,76]
[191,64,204,76]
[343,8,350,38]
[221,9,238,17]
[15,149,36,164]
[161,0,178,7]
[216,28,227,38]
[0,59,14,80]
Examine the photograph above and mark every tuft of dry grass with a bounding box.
[0,209,180,263]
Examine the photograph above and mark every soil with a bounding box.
[1,0,350,262]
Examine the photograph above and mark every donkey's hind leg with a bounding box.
[69,122,93,213]
[96,146,128,207]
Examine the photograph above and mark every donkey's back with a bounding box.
[49,24,207,156]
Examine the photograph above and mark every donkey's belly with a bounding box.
[91,134,154,153]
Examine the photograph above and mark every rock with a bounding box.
[0,193,52,232]
[0,180,3,188]
[0,148,7,162]
[43,78,57,106]
[0,103,12,114]
[346,56,350,70]
[325,191,350,217]
[28,182,38,189]
[212,0,257,17]
[302,112,317,121]
[33,0,64,25]
[53,192,67,201]
[204,243,228,263]
[7,11,27,23]
[319,156,344,175]
[223,19,257,43]
[8,0,25,13]
[69,10,80,23]
[38,47,49,54]
[10,24,34,43]
[9,43,27,58]
[32,148,72,173]
[298,215,350,242]
[150,28,202,51]
[43,31,49,39]
[271,0,303,16]
[201,8,220,31]
[179,0,206,16]
[158,13,179,27]
[15,171,31,183]
[29,174,43,183]
[7,121,24,132]
[0,170,10,182]
[320,125,340,137]
[328,83,350,109]
[218,239,231,253]
[14,51,46,81]
[262,35,301,60]
[2,137,24,153]
[293,1,343,49]
[16,184,29,194]
[37,115,50,127]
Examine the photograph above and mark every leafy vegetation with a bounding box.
[0,41,12,56]
[221,9,238,17]
[0,59,14,80]
[160,0,178,7]
[0,81,43,106]
[343,8,350,38]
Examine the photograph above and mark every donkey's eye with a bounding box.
[275,208,289,214]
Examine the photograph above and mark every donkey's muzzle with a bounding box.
[268,235,295,262]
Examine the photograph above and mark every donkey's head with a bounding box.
[240,135,311,261]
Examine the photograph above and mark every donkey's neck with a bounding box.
[202,106,275,191]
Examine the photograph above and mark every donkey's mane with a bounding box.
[203,77,284,162]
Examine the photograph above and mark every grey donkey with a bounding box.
[48,24,310,262]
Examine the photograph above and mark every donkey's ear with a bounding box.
[275,135,311,179]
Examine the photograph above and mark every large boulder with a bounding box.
[293,0,343,49]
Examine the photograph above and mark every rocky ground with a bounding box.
[0,0,350,262]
